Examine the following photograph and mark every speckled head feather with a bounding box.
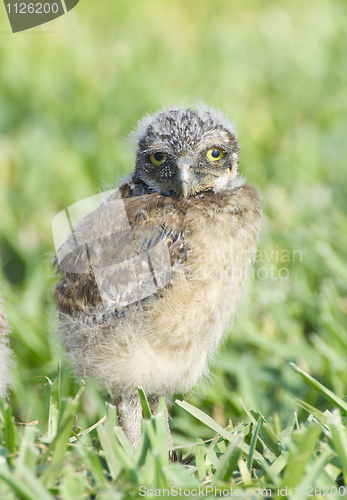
[131,104,238,147]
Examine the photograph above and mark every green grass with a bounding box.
[1,0,347,497]
[2,369,347,498]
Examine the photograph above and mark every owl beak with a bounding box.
[176,157,197,198]
[179,169,195,197]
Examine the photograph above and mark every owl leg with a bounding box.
[115,393,142,449]
[115,393,173,452]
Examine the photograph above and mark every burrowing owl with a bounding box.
[54,104,262,449]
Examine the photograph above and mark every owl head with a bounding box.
[132,104,239,197]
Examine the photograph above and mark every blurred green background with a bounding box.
[0,0,347,445]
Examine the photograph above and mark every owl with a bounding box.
[54,104,262,449]
[0,292,12,400]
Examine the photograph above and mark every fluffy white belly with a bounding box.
[118,209,257,395]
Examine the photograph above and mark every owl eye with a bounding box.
[149,152,167,165]
[207,147,224,162]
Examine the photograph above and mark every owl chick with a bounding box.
[54,105,262,449]
[0,292,12,400]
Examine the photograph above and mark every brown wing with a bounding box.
[54,185,187,316]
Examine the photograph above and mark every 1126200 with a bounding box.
[6,3,59,13]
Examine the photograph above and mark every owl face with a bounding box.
[133,107,239,197]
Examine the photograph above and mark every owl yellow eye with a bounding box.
[149,152,167,165]
[207,147,224,162]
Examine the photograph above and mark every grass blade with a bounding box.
[138,387,152,419]
[325,410,347,484]
[247,417,261,471]
[290,362,347,415]
[175,399,266,466]
[212,435,241,483]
